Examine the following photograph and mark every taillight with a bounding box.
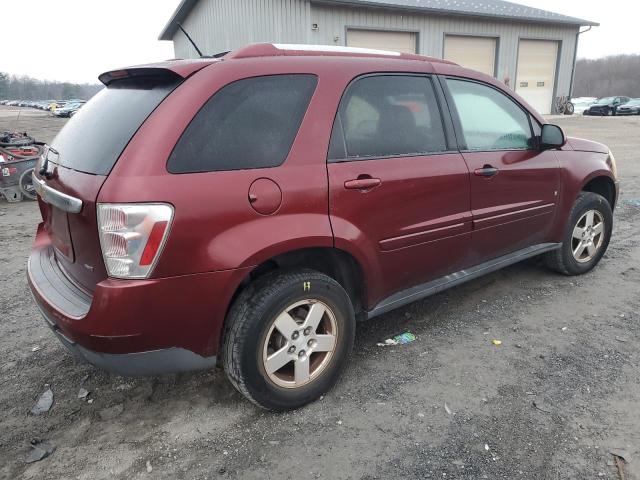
[97,203,173,279]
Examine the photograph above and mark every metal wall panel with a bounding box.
[171,0,579,107]
[173,0,311,58]
[307,3,578,103]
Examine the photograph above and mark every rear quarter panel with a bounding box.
[100,58,336,278]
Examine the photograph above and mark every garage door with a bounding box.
[443,35,496,77]
[515,40,558,115]
[346,29,417,54]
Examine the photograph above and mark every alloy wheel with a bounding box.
[571,209,605,263]
[262,299,338,388]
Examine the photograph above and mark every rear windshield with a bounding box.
[49,79,179,175]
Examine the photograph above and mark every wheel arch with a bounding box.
[218,246,369,358]
[580,174,617,210]
[238,247,367,313]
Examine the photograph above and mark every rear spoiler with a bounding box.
[98,59,217,87]
[98,68,182,87]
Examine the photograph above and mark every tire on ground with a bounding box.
[223,269,355,411]
[544,191,613,276]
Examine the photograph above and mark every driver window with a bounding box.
[446,78,533,151]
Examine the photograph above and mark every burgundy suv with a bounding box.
[28,44,619,410]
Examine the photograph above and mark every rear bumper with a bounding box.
[31,292,217,375]
[28,225,252,375]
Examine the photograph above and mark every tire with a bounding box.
[544,192,613,276]
[223,269,355,411]
[564,102,575,115]
[19,167,37,200]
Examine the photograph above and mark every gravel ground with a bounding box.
[1,105,639,479]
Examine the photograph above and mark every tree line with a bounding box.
[0,72,103,100]
[1,53,639,101]
[573,54,640,98]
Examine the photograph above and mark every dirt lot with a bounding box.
[1,105,639,480]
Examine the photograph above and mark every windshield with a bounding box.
[49,79,179,175]
[595,97,615,105]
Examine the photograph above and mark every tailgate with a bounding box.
[34,166,108,292]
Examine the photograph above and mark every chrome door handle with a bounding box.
[474,165,499,178]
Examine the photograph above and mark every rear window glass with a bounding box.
[50,79,178,175]
[167,75,318,173]
[328,75,447,161]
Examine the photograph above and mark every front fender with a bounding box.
[552,149,616,240]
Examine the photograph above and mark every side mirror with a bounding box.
[540,124,565,150]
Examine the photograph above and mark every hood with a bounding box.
[567,137,609,154]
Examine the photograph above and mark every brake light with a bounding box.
[97,203,173,279]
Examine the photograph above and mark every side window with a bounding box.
[446,78,534,151]
[168,75,317,173]
[328,75,447,161]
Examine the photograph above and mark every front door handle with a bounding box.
[344,177,382,190]
[474,165,499,178]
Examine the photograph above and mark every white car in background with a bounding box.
[571,97,597,115]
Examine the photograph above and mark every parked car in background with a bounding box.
[571,97,597,115]
[53,102,84,117]
[615,99,640,116]
[584,96,631,116]
[29,44,619,410]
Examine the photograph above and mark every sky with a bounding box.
[1,0,638,84]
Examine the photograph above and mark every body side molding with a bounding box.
[366,243,561,319]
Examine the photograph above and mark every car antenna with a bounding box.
[177,23,205,58]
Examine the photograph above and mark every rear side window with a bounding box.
[329,75,447,161]
[446,78,533,151]
[50,79,179,175]
[168,75,317,173]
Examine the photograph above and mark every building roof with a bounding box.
[159,0,598,40]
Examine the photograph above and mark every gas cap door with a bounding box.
[248,178,282,215]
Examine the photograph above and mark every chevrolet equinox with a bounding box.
[29,44,619,410]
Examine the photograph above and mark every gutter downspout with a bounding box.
[569,26,592,99]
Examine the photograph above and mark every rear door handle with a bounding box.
[474,165,499,178]
[344,177,382,190]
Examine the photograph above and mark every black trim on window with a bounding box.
[438,75,538,153]
[327,73,456,163]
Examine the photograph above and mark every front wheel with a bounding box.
[223,269,355,411]
[544,192,613,275]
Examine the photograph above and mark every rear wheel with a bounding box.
[544,192,612,275]
[223,269,355,411]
